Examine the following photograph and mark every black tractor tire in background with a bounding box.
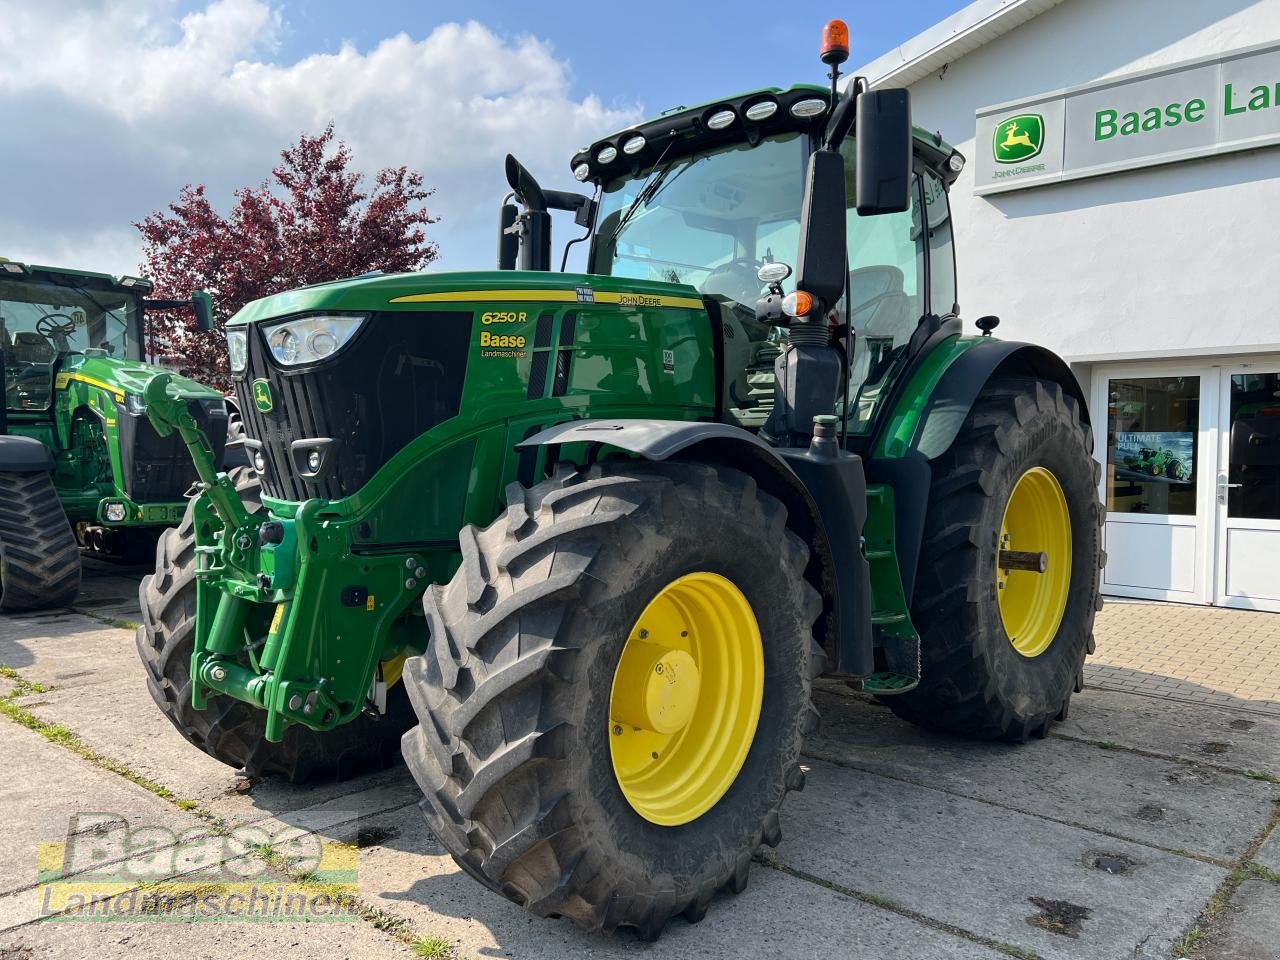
[401,460,824,939]
[0,470,81,612]
[136,468,416,782]
[886,377,1104,741]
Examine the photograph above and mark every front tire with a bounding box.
[136,469,416,782]
[401,460,823,938]
[886,377,1103,741]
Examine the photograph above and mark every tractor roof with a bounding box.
[0,259,152,294]
[571,83,963,188]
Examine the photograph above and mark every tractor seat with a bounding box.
[11,331,57,365]
[847,265,913,339]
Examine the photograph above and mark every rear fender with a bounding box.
[0,435,54,473]
[878,340,1091,603]
[912,341,1089,460]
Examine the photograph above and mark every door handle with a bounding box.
[1216,477,1242,505]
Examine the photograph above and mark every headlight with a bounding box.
[706,109,736,130]
[227,328,248,374]
[124,393,147,416]
[790,97,828,118]
[104,502,127,522]
[262,315,367,367]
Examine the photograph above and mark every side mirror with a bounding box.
[795,148,847,310]
[191,290,214,331]
[854,88,912,216]
[497,203,519,270]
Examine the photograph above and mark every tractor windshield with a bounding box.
[591,133,806,314]
[1,274,141,412]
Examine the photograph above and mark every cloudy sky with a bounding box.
[0,0,959,276]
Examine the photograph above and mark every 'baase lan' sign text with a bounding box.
[973,40,1280,196]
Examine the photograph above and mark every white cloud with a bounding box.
[0,0,640,274]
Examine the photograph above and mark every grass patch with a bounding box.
[0,664,50,699]
[1248,862,1280,884]
[1173,799,1280,957]
[1172,864,1250,958]
[412,936,454,959]
[98,616,140,631]
[0,666,194,808]
[1244,769,1280,785]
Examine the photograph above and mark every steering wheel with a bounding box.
[700,258,763,307]
[36,314,78,338]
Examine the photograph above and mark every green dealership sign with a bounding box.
[974,40,1280,195]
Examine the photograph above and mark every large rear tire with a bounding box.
[401,460,823,939]
[886,377,1103,741]
[0,470,81,612]
[136,469,416,782]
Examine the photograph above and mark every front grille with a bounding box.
[116,400,228,502]
[234,310,472,501]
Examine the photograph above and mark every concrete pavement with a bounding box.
[0,574,1276,959]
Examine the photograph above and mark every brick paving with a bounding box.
[1087,599,1280,716]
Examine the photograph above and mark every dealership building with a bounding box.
[855,0,1280,610]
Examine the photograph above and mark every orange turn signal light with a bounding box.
[783,290,815,318]
[821,19,850,66]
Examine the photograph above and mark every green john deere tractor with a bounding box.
[0,260,236,611]
[136,21,1103,939]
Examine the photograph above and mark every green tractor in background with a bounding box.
[0,260,237,611]
[137,20,1103,939]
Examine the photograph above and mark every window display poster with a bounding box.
[1113,431,1194,482]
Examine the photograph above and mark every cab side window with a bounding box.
[839,140,927,432]
[922,169,957,316]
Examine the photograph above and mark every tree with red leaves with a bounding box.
[137,124,438,389]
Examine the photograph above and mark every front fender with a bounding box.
[517,418,873,677]
[516,418,777,461]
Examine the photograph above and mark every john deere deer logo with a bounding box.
[993,113,1044,164]
[251,379,273,413]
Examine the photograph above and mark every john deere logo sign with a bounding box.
[251,379,273,412]
[993,113,1045,163]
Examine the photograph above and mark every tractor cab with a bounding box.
[500,77,965,444]
[1,263,148,413]
[0,262,214,415]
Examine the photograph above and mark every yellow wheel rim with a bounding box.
[381,654,407,688]
[608,572,763,826]
[997,466,1072,658]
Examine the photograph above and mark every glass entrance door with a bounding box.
[1096,368,1216,603]
[1215,364,1280,611]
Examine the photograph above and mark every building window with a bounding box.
[1106,376,1199,516]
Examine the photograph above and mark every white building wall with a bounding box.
[889,0,1280,364]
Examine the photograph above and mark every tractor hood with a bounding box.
[226,271,706,326]
[57,352,223,403]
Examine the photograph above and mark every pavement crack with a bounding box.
[801,747,1234,869]
[1048,731,1279,784]
[756,853,1043,960]
[1169,796,1280,957]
